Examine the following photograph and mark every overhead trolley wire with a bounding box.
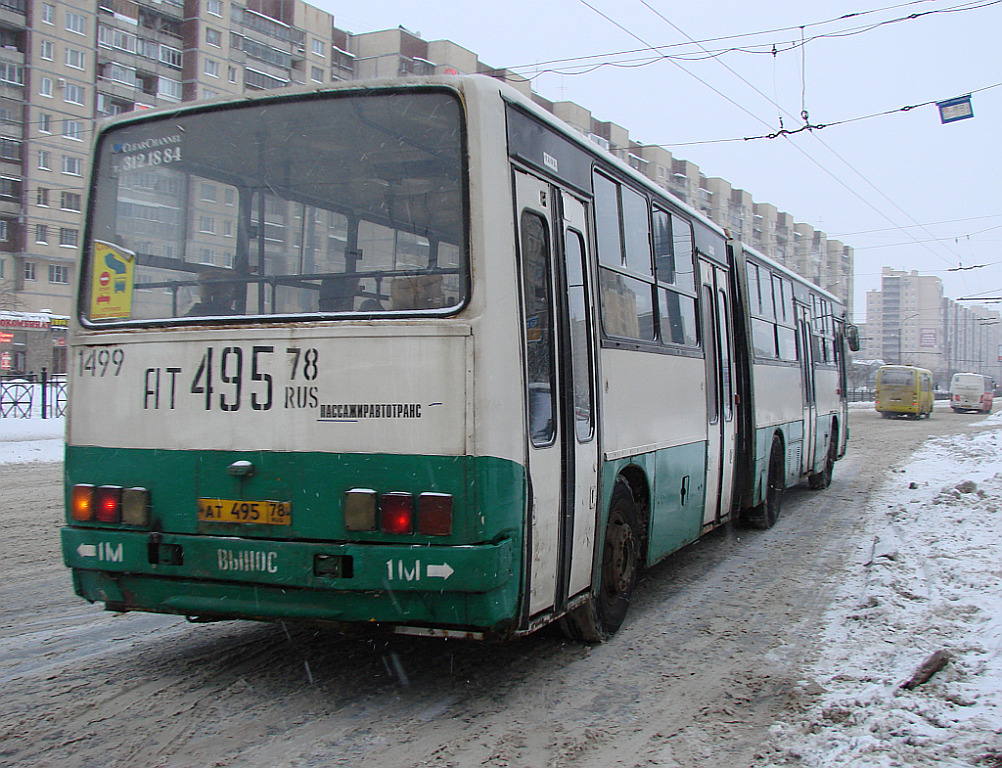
[573,0,993,273]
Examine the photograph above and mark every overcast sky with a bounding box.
[312,0,1001,321]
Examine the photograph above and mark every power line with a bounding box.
[615,0,967,270]
[504,0,1002,76]
[831,213,1002,237]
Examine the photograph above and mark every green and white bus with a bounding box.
[62,76,857,641]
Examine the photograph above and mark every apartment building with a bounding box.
[0,0,854,375]
[862,267,1001,385]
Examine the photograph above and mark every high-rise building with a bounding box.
[862,267,1001,386]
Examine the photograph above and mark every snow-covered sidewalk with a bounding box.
[0,415,64,464]
[765,411,1002,767]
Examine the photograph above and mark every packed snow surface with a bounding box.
[766,410,1002,767]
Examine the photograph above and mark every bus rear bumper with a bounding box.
[61,527,518,630]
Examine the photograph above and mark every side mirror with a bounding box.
[845,324,860,352]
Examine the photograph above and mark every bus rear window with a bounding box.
[82,89,467,323]
[880,371,913,386]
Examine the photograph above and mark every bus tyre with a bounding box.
[808,433,836,490]
[560,480,640,642]
[743,436,785,529]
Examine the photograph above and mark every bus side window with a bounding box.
[519,210,556,446]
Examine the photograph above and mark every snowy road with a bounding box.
[0,404,999,767]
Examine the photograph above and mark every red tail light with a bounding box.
[95,486,123,523]
[418,493,453,535]
[380,493,414,534]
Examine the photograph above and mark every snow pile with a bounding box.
[766,417,1002,767]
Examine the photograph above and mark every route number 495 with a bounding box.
[189,346,318,412]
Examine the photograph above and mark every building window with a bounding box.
[64,84,85,105]
[107,63,137,87]
[41,3,54,24]
[99,26,137,53]
[59,228,79,247]
[35,224,48,244]
[24,261,35,281]
[200,183,217,202]
[37,187,49,206]
[0,178,21,201]
[312,38,324,56]
[203,88,218,99]
[39,113,51,133]
[228,66,237,83]
[40,77,53,97]
[311,66,323,83]
[0,63,23,86]
[0,138,20,161]
[40,40,54,60]
[62,156,82,176]
[245,68,288,90]
[206,28,221,47]
[157,77,182,101]
[65,48,86,70]
[37,150,50,170]
[198,216,215,234]
[62,119,84,141]
[49,264,69,284]
[60,191,81,211]
[96,94,129,117]
[206,0,222,16]
[204,58,220,78]
[159,46,182,68]
[0,220,7,241]
[66,11,86,35]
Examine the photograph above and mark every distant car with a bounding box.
[950,372,994,413]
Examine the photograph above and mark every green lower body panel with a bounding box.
[62,445,526,635]
[62,527,517,631]
[601,441,708,565]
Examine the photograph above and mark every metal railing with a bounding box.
[0,369,67,419]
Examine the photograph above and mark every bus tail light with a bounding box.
[418,493,453,535]
[71,484,95,521]
[344,489,378,531]
[381,492,414,534]
[343,489,452,535]
[95,486,123,523]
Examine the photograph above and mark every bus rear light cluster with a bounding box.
[71,484,150,526]
[344,489,452,536]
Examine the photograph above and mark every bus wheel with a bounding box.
[808,434,836,490]
[742,436,785,529]
[560,480,640,642]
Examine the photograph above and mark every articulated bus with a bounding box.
[62,76,858,641]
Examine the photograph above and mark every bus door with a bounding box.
[699,260,737,527]
[798,306,817,473]
[514,170,599,618]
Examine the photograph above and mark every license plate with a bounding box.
[198,498,291,525]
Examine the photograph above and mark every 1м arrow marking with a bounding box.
[76,542,123,562]
[386,560,455,582]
